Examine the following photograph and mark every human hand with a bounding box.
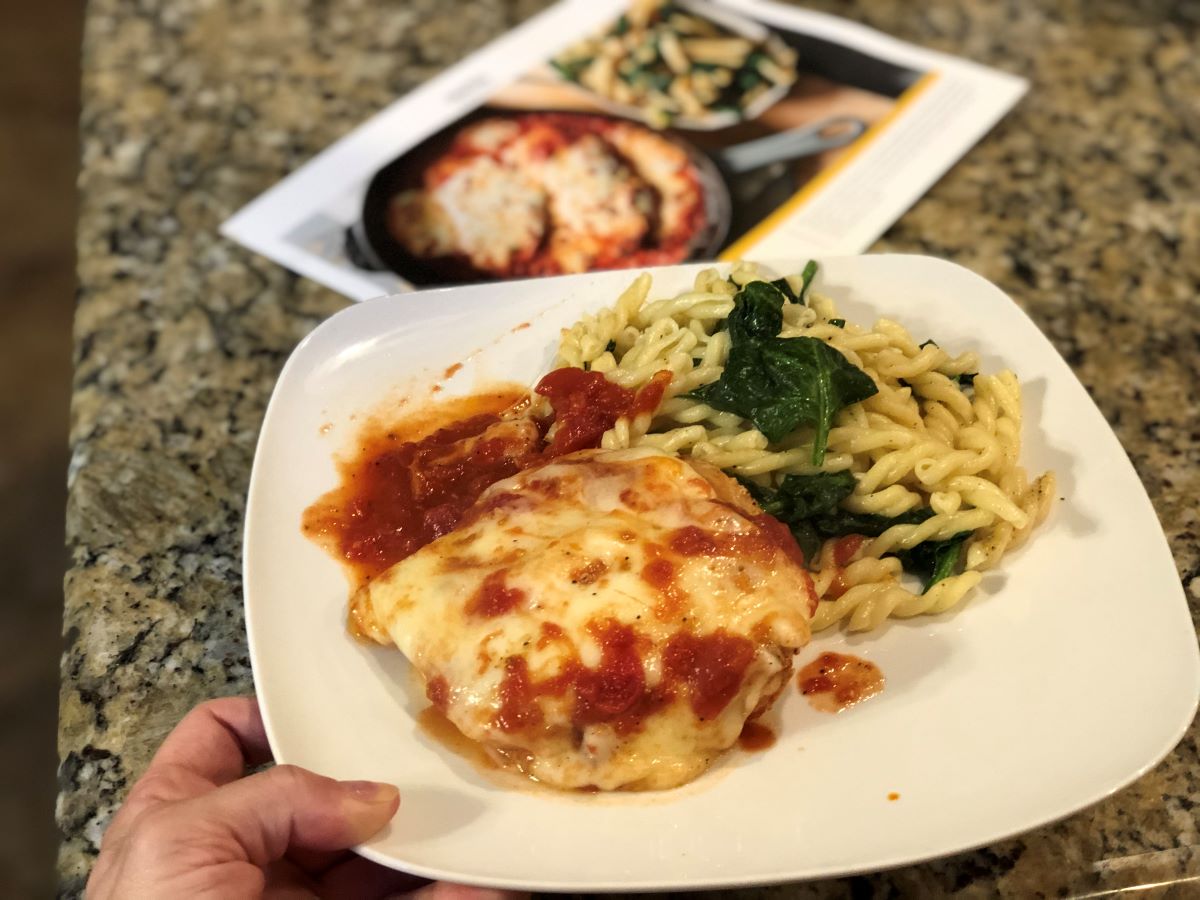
[87,696,519,900]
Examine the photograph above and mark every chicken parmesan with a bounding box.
[387,112,708,282]
[350,447,814,790]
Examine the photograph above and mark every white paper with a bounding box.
[222,0,1026,301]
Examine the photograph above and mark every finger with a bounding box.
[181,765,399,867]
[317,854,429,899]
[285,846,352,878]
[261,858,320,900]
[106,696,274,840]
[404,884,530,900]
[148,696,273,787]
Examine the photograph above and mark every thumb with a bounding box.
[182,764,399,867]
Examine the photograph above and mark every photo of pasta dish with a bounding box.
[303,261,1056,793]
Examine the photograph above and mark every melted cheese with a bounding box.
[386,115,704,278]
[603,122,701,241]
[353,447,813,790]
[537,134,651,271]
[392,155,546,271]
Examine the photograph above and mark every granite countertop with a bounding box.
[59,0,1199,895]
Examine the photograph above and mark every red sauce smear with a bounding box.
[667,517,815,615]
[638,546,689,620]
[465,568,526,618]
[493,618,754,736]
[798,651,884,713]
[302,370,673,591]
[536,368,670,456]
[573,619,669,733]
[832,534,866,567]
[737,720,777,752]
[302,391,537,586]
[662,630,756,721]
[752,513,809,571]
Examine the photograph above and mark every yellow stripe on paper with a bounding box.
[718,71,941,261]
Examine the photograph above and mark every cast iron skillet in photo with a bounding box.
[344,109,865,286]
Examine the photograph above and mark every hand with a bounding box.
[87,696,519,900]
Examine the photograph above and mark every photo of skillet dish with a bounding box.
[344,109,864,286]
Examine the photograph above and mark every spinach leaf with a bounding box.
[916,338,974,387]
[774,472,854,562]
[812,506,933,539]
[737,472,978,582]
[894,531,971,593]
[694,335,877,461]
[735,475,785,518]
[797,260,818,304]
[788,521,823,564]
[726,280,786,342]
[774,471,856,519]
[738,474,935,564]
[765,265,814,306]
[549,58,588,82]
[737,472,855,561]
[828,318,845,328]
[770,277,799,303]
[692,273,876,463]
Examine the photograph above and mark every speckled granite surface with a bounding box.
[60,0,1200,896]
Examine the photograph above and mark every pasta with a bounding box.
[551,0,798,128]
[544,262,1056,632]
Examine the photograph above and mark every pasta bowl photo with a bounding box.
[243,255,1198,891]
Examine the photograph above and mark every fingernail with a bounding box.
[339,779,400,805]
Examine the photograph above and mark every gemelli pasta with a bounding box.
[543,262,1056,632]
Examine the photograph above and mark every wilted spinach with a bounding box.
[738,472,968,589]
[691,273,877,464]
[894,532,971,592]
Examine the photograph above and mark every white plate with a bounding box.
[244,256,1199,892]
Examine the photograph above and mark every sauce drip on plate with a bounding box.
[797,651,884,713]
[737,720,777,752]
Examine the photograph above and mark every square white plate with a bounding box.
[244,256,1198,891]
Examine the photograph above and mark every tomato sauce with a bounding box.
[639,548,690,620]
[492,617,757,736]
[573,620,669,734]
[751,513,809,571]
[832,534,866,567]
[662,630,756,721]
[666,517,815,615]
[535,368,670,456]
[465,569,526,618]
[737,720,777,752]
[798,651,884,713]
[302,390,535,586]
[303,370,673,589]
